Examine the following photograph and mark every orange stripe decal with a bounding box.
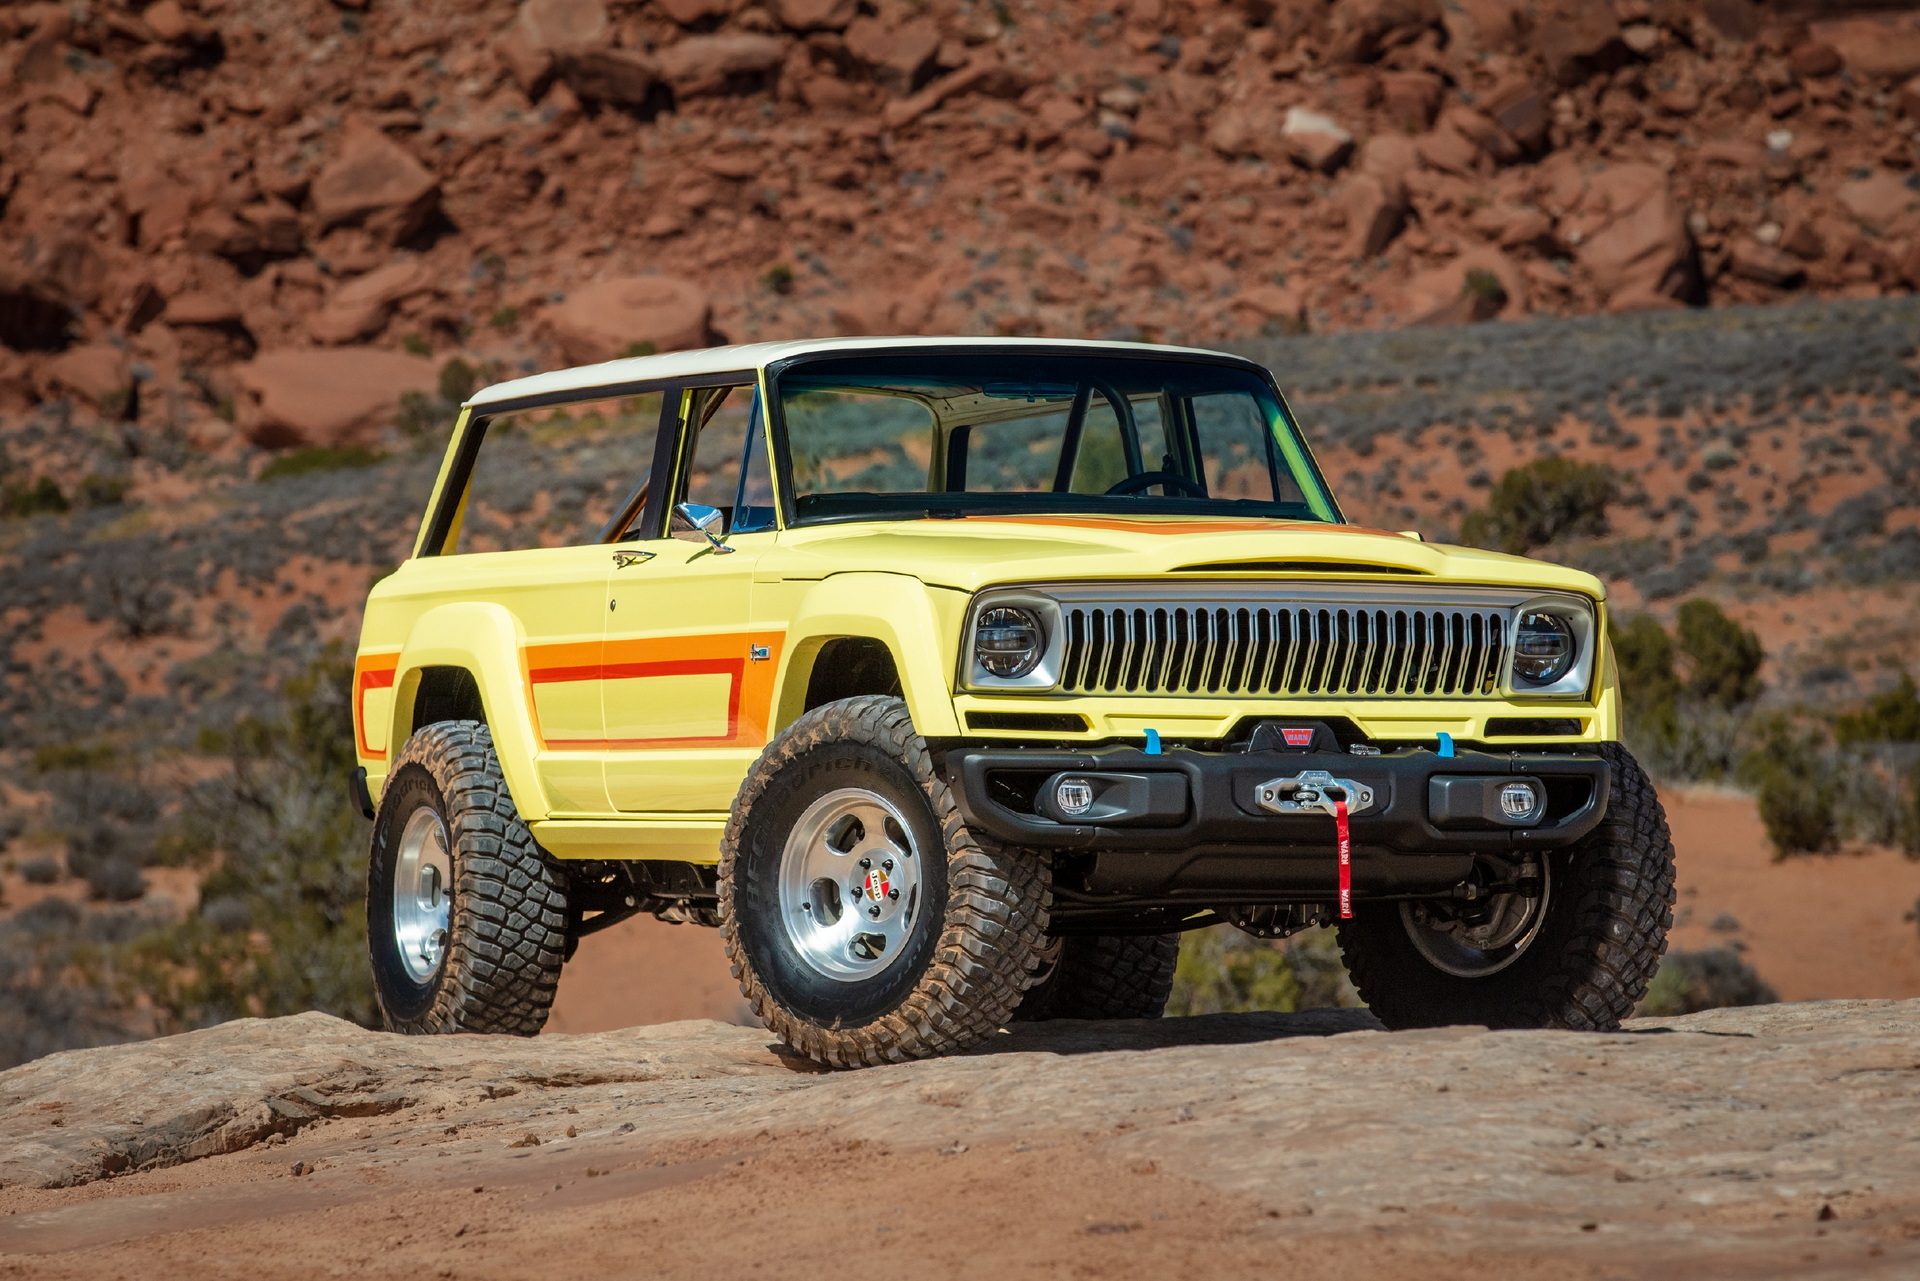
[523,632,783,751]
[965,514,1335,536]
[353,652,401,760]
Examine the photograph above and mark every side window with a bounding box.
[450,393,660,554]
[732,390,776,533]
[674,384,778,536]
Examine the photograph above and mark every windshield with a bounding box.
[774,353,1339,526]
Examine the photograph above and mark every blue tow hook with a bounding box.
[1143,728,1162,756]
[1436,731,1455,758]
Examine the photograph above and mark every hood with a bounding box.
[761,515,1606,600]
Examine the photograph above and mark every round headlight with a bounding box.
[1513,611,1576,686]
[976,606,1044,678]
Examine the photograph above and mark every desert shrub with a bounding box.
[1834,673,1920,745]
[1611,613,1680,747]
[121,644,377,1030]
[1458,457,1615,554]
[1902,758,1920,856]
[1166,925,1362,1015]
[1675,599,1765,709]
[85,857,148,903]
[0,896,175,1069]
[1611,605,1761,782]
[19,856,60,885]
[437,357,478,405]
[80,541,186,639]
[1,475,70,517]
[259,445,388,481]
[1636,947,1779,1017]
[1740,715,1841,855]
[76,473,129,507]
[34,745,162,891]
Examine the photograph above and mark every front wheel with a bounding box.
[720,696,1050,1067]
[367,721,569,1035]
[1337,743,1675,1031]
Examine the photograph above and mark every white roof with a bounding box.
[467,335,1245,409]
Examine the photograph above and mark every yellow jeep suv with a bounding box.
[352,337,1674,1065]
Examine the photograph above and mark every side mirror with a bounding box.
[672,502,734,554]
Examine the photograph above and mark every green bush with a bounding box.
[1458,457,1615,554]
[1740,715,1840,855]
[76,474,129,508]
[437,357,479,406]
[121,645,377,1030]
[1676,599,1765,710]
[259,446,387,481]
[1835,673,1920,746]
[1166,925,1362,1015]
[1636,948,1778,1017]
[1,476,70,518]
[1610,613,1680,746]
[1901,759,1920,856]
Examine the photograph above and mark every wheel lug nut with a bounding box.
[869,905,881,918]
[859,858,871,869]
[888,889,899,900]
[882,859,894,872]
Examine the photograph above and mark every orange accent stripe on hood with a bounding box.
[962,514,1340,536]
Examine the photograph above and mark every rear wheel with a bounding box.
[1014,934,1180,1020]
[367,721,568,1035]
[1337,743,1675,1031]
[721,696,1049,1067]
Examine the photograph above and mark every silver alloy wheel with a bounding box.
[1400,859,1551,979]
[393,807,453,982]
[777,787,922,982]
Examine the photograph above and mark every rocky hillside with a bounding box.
[5,0,1920,452]
[3,1001,1919,1274]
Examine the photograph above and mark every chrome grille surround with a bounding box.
[964,583,1595,700]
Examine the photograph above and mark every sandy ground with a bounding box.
[1662,789,1920,1002]
[545,788,1920,1035]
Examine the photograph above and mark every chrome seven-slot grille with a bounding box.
[1056,591,1514,698]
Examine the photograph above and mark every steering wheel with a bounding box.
[1105,470,1207,497]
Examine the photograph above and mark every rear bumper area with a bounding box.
[943,744,1610,900]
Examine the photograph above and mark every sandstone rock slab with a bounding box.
[306,260,433,345]
[541,276,714,364]
[309,124,441,247]
[230,348,437,449]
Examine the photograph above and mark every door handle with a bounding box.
[612,549,656,568]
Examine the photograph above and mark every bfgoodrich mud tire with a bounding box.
[367,721,568,1035]
[720,696,1050,1067]
[1337,743,1675,1031]
[1014,933,1180,1021]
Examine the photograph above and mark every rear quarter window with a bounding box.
[450,394,661,553]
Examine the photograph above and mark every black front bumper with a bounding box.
[944,744,1611,901]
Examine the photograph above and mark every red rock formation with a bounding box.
[0,0,1914,443]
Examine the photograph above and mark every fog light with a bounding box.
[1499,781,1542,823]
[1055,778,1095,816]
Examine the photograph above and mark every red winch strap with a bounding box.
[1335,797,1352,920]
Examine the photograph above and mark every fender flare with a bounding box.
[772,572,965,738]
[382,601,552,820]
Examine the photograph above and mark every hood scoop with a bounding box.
[1175,560,1428,576]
